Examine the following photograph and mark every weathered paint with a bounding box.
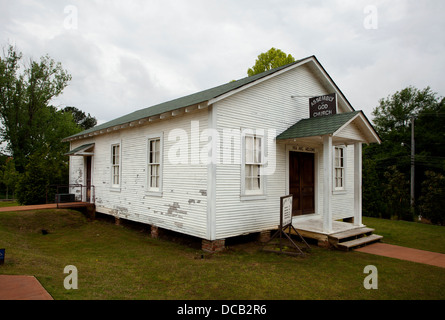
[69,109,209,239]
[68,60,376,242]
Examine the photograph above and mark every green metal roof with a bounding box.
[63,57,312,141]
[276,111,361,140]
[65,143,95,155]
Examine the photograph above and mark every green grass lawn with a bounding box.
[0,209,444,300]
[363,216,445,253]
[0,201,20,208]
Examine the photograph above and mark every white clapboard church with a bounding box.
[63,56,382,252]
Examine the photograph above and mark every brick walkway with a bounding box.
[0,275,53,300]
[355,243,445,268]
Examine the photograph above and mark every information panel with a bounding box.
[280,195,293,227]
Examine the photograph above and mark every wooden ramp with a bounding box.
[0,202,95,213]
[328,227,383,251]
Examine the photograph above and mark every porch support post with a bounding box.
[354,142,363,226]
[323,135,333,233]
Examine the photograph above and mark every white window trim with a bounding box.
[241,130,266,200]
[333,145,346,193]
[110,142,122,191]
[146,133,164,197]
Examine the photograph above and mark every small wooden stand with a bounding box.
[262,195,311,256]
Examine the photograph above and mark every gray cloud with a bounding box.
[1,0,444,124]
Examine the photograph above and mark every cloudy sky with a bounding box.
[1,0,444,125]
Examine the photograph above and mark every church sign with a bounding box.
[309,93,337,118]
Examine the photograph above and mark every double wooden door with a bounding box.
[289,152,315,216]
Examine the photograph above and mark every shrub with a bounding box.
[419,171,445,225]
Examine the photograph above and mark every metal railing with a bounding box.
[46,184,95,207]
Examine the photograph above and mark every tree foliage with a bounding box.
[0,44,96,204]
[363,86,445,224]
[419,171,445,225]
[0,45,76,171]
[0,157,18,199]
[15,151,52,205]
[62,106,97,130]
[247,47,295,76]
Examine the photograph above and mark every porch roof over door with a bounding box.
[276,111,381,145]
[65,143,95,156]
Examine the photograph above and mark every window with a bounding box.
[334,146,345,190]
[111,144,120,187]
[148,137,161,191]
[244,134,263,195]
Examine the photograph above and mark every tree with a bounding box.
[383,166,411,221]
[0,44,74,172]
[419,171,445,225]
[373,86,438,138]
[247,47,296,76]
[363,86,445,223]
[0,44,92,204]
[1,157,19,199]
[362,155,386,218]
[62,106,97,130]
[16,151,51,205]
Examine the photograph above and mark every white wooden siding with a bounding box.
[213,65,346,239]
[69,110,210,239]
[331,145,355,220]
[336,120,365,142]
[68,62,362,241]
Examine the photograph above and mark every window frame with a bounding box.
[111,143,121,189]
[333,146,346,192]
[241,131,266,199]
[146,133,163,196]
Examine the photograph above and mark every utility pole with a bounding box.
[410,116,415,212]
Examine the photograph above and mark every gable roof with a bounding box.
[63,55,357,142]
[277,111,381,144]
[277,111,361,140]
[63,57,311,141]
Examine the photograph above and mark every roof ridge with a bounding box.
[63,56,314,141]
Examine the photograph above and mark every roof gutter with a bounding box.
[62,101,209,142]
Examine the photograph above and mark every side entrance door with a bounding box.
[289,151,315,216]
[85,156,92,202]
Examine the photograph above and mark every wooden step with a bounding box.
[336,234,383,251]
[329,227,375,241]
